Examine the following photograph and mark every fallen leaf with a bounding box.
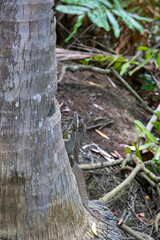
[87,81,101,87]
[145,195,150,200]
[93,103,104,110]
[95,129,110,140]
[92,222,98,236]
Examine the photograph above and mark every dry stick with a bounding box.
[121,154,131,169]
[119,225,146,240]
[79,158,123,170]
[133,155,160,184]
[79,155,132,171]
[100,163,143,204]
[155,212,160,232]
[143,165,160,183]
[121,156,156,187]
[121,166,156,188]
[58,65,153,114]
[120,224,155,240]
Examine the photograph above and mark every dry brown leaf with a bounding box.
[95,129,110,140]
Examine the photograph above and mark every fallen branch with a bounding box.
[121,165,156,188]
[100,163,143,204]
[119,224,154,240]
[79,158,123,170]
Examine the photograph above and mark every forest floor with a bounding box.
[56,63,159,240]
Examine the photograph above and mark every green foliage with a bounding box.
[125,146,132,154]
[80,54,139,75]
[134,120,158,143]
[86,46,160,78]
[129,47,160,76]
[127,114,160,174]
[157,51,160,70]
[154,110,160,121]
[65,14,84,42]
[132,141,143,161]
[152,111,160,134]
[139,74,156,90]
[56,0,153,42]
[138,142,155,151]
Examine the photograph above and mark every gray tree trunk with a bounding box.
[0,1,90,239]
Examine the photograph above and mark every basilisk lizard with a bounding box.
[63,112,120,229]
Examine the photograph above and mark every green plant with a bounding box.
[80,54,139,73]
[129,46,160,76]
[56,0,153,42]
[125,111,160,173]
[80,45,160,81]
[139,73,157,90]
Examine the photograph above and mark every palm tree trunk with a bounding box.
[0,1,89,239]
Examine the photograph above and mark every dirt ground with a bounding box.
[56,63,159,240]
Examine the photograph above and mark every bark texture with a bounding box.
[0,1,89,239]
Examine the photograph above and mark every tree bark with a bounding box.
[0,1,123,240]
[0,1,90,239]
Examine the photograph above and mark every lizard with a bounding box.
[63,112,120,229]
[63,113,151,240]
